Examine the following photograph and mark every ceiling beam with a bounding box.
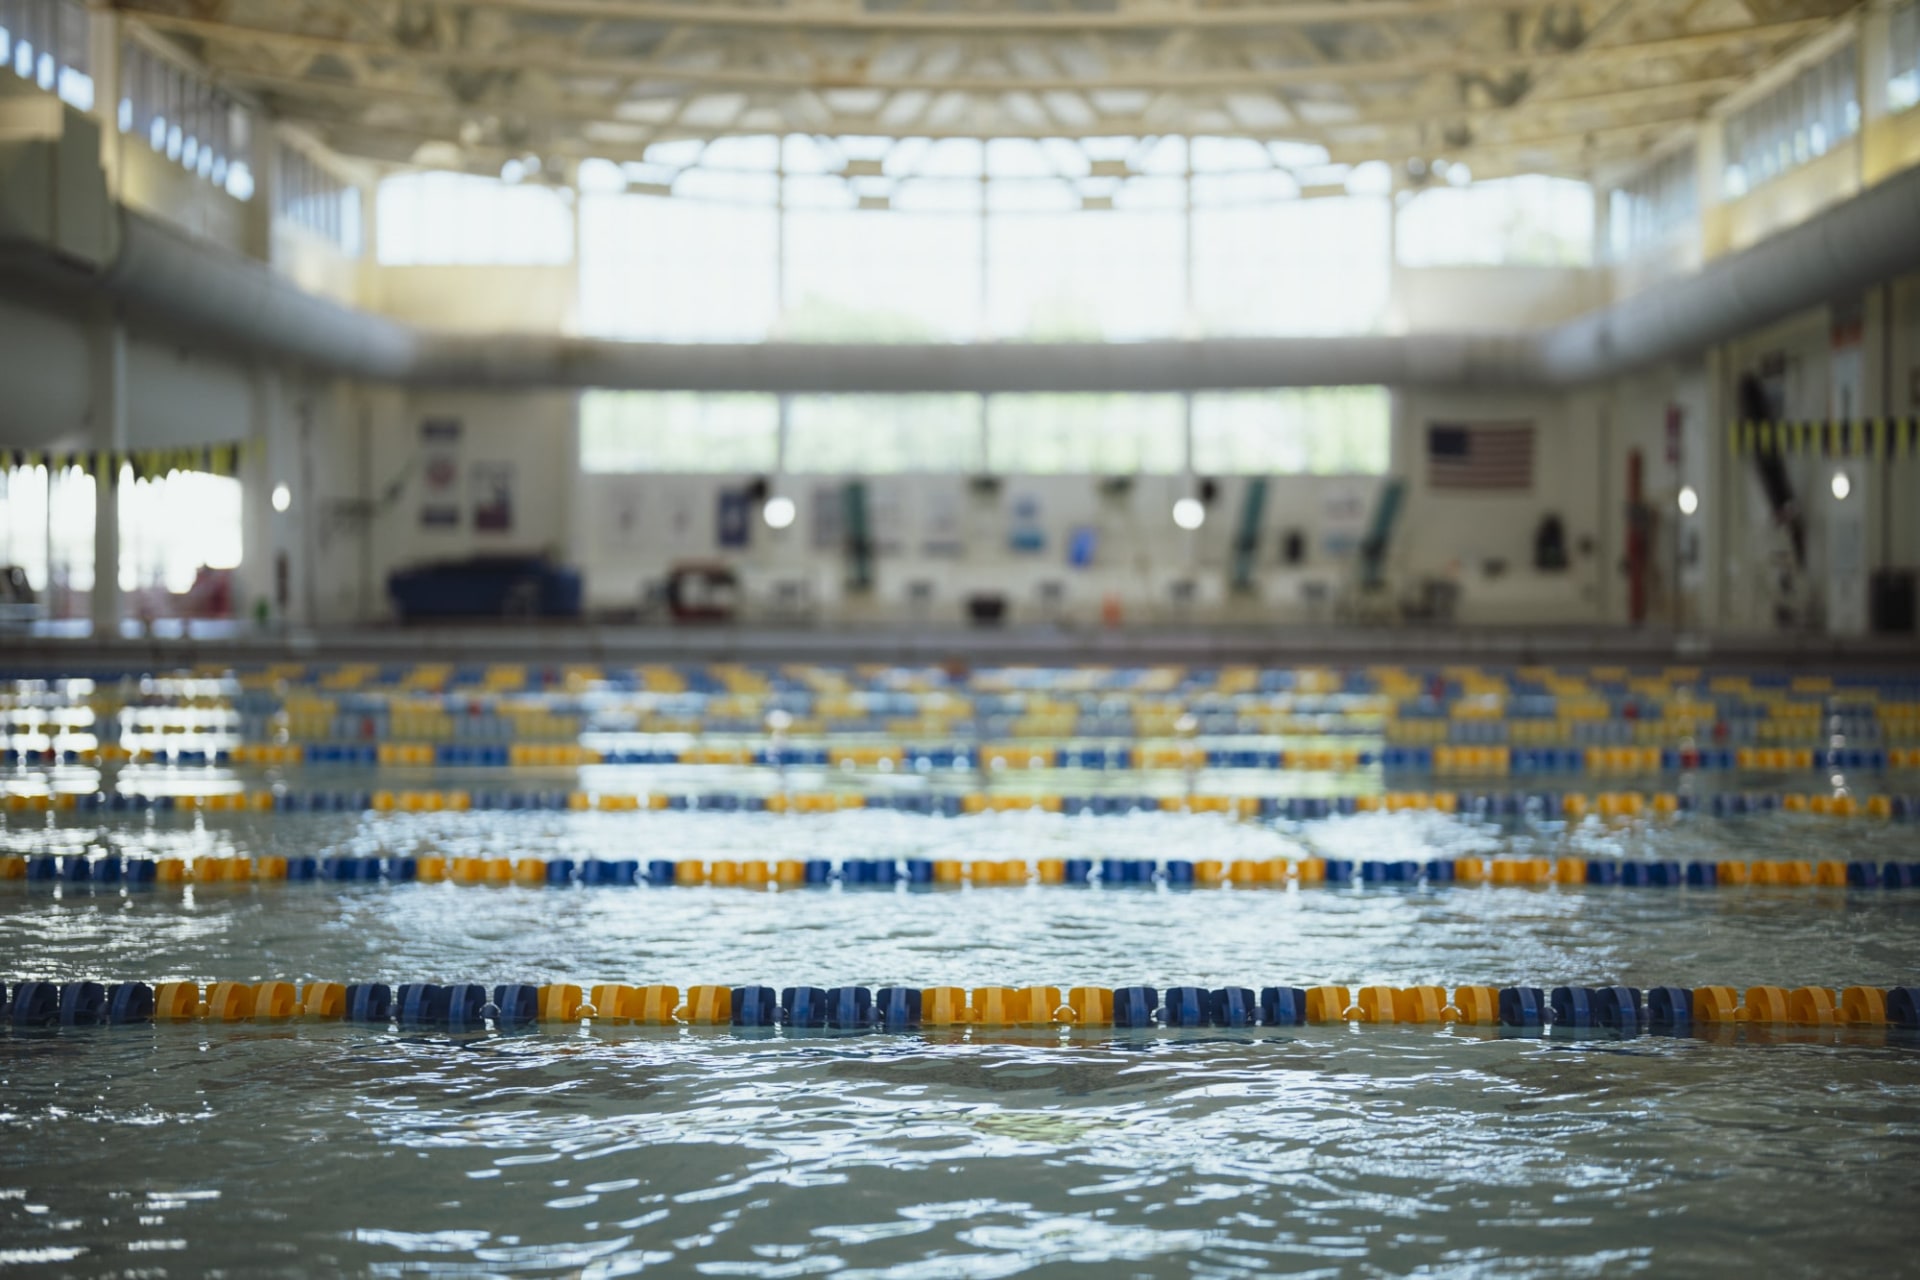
[219,60,1745,146]
[379,0,1581,32]
[119,8,1833,94]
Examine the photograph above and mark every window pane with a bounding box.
[786,395,983,472]
[1396,176,1594,267]
[986,394,1185,473]
[1192,388,1390,475]
[377,172,573,266]
[1610,148,1696,262]
[1891,1,1918,110]
[580,391,779,472]
[579,194,777,340]
[1723,44,1860,195]
[118,471,241,597]
[781,210,981,341]
[1192,198,1389,336]
[987,211,1184,340]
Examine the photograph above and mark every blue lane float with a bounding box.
[1499,986,1546,1028]
[1647,986,1693,1029]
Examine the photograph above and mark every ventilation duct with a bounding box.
[3,162,1919,392]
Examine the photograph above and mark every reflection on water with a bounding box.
[3,1027,1918,1277]
[3,809,1919,1276]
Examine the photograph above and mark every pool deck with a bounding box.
[2,622,1915,670]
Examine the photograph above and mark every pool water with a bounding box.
[4,807,1918,1277]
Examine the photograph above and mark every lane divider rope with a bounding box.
[6,979,1915,1033]
[4,788,1917,820]
[9,744,1920,774]
[6,853,1919,889]
[16,743,1914,774]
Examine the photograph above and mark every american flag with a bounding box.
[1426,423,1534,490]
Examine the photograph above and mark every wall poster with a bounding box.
[419,418,462,529]
[471,461,515,533]
[717,488,752,549]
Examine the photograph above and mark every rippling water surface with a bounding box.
[4,808,1919,1277]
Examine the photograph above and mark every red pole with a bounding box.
[1626,449,1647,626]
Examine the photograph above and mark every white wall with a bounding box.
[1394,266,1607,333]
[0,290,262,450]
[573,469,1383,625]
[0,291,92,445]
[371,266,577,333]
[1391,389,1604,625]
[345,390,578,617]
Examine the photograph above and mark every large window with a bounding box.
[0,464,95,608]
[1192,198,1392,335]
[377,172,573,266]
[988,210,1185,341]
[1893,1,1919,113]
[1609,149,1697,262]
[117,37,252,199]
[276,143,361,256]
[1723,43,1859,198]
[786,396,983,472]
[783,210,981,342]
[986,395,1185,474]
[1191,388,1390,475]
[1397,176,1594,267]
[580,195,777,341]
[580,392,779,473]
[579,390,1393,475]
[573,135,1398,343]
[0,0,91,110]
[118,470,241,596]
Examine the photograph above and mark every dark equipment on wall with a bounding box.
[1282,529,1306,565]
[1356,480,1404,592]
[1534,514,1568,571]
[1872,571,1916,633]
[1737,373,1807,567]
[843,481,874,593]
[1230,478,1268,593]
[967,593,1007,626]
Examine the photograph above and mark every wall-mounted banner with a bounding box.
[5,443,244,482]
[419,419,462,530]
[1727,418,1920,458]
[471,461,515,534]
[717,488,752,549]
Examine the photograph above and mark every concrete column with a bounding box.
[1860,3,1892,125]
[775,393,791,473]
[1591,183,1613,268]
[237,366,277,628]
[244,105,274,261]
[977,172,990,340]
[1694,117,1729,260]
[773,153,786,332]
[86,3,121,197]
[1858,2,1897,187]
[1182,141,1195,336]
[1181,392,1194,475]
[356,167,379,306]
[88,310,126,637]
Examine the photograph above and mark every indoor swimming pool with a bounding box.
[2,664,1917,1276]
